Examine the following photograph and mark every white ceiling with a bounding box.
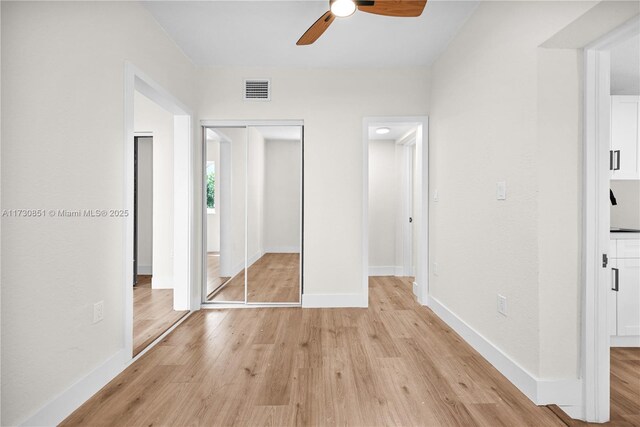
[368,123,417,141]
[611,34,640,95]
[142,0,479,67]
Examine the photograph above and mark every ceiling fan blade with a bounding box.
[356,0,427,17]
[297,11,335,45]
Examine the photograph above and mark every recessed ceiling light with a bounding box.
[331,0,357,18]
[375,127,391,135]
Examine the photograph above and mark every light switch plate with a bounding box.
[93,301,104,323]
[496,181,507,200]
[497,294,507,316]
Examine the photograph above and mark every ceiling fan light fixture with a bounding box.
[376,127,391,135]
[330,0,357,18]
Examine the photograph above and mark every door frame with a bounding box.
[581,16,639,423]
[200,119,304,308]
[400,134,417,277]
[124,62,195,358]
[363,116,429,305]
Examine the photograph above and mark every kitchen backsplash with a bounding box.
[611,180,640,229]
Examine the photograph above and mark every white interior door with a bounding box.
[402,143,415,277]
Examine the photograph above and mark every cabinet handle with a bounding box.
[614,150,621,171]
[612,267,619,292]
[610,150,614,171]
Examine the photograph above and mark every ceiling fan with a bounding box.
[297,0,427,45]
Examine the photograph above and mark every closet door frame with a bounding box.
[201,120,304,308]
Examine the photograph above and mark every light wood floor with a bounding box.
[208,253,300,303]
[548,347,640,426]
[247,253,299,303]
[610,347,640,426]
[208,267,245,302]
[133,276,189,356]
[65,276,569,426]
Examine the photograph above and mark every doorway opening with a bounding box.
[201,121,304,307]
[582,17,639,423]
[363,117,429,305]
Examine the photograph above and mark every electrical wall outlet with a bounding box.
[433,189,439,202]
[432,262,439,277]
[93,301,104,323]
[497,294,507,316]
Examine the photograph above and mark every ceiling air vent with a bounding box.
[244,79,271,101]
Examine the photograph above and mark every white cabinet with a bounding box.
[608,241,618,336]
[610,235,640,347]
[609,258,618,336]
[615,258,640,336]
[617,238,640,258]
[610,96,640,180]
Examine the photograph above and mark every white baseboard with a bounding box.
[394,266,404,276]
[302,293,367,308]
[611,335,640,347]
[265,246,300,253]
[151,276,173,289]
[537,379,582,405]
[137,265,152,275]
[427,296,582,406]
[20,349,128,427]
[557,404,584,420]
[368,266,399,276]
[412,281,418,297]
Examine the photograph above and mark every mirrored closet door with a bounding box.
[204,127,246,303]
[203,124,302,305]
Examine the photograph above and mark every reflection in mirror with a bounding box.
[247,126,302,303]
[205,127,246,302]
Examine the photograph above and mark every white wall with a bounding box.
[610,34,640,96]
[134,92,174,289]
[206,139,220,252]
[264,139,301,253]
[197,67,430,299]
[428,0,597,381]
[611,180,640,229]
[247,127,265,264]
[1,2,196,425]
[136,137,153,273]
[216,128,247,278]
[368,140,397,269]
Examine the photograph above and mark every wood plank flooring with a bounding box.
[208,253,300,303]
[65,276,569,426]
[133,276,189,356]
[610,347,640,426]
[548,347,640,426]
[247,253,299,303]
[208,269,245,302]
